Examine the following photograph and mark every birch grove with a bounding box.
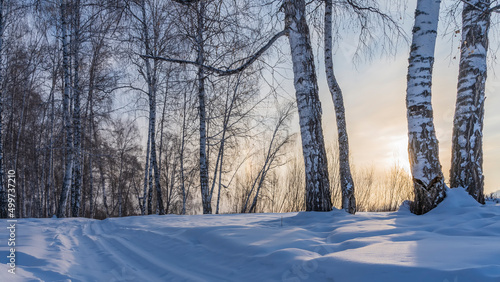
[1,0,500,218]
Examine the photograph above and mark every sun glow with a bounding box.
[386,134,411,174]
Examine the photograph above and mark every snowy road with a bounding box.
[1,188,500,281]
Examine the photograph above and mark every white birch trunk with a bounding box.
[150,97,164,215]
[47,77,56,217]
[71,0,82,217]
[450,0,490,204]
[118,153,123,217]
[98,159,109,218]
[215,148,224,214]
[147,147,153,214]
[142,126,150,215]
[57,0,74,218]
[180,91,188,215]
[88,137,93,218]
[197,1,211,214]
[142,129,150,216]
[406,0,446,215]
[324,0,356,214]
[140,0,164,215]
[284,0,331,211]
[47,86,55,217]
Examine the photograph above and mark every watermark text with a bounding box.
[6,169,16,274]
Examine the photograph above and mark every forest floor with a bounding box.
[1,187,499,282]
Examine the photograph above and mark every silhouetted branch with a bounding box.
[141,29,287,76]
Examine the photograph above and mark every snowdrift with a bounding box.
[1,187,499,281]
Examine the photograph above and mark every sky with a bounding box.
[305,0,500,195]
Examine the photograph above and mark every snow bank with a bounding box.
[1,188,499,281]
[430,187,481,212]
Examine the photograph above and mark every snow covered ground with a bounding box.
[1,187,499,282]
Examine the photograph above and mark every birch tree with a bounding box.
[284,0,331,211]
[71,0,82,217]
[406,0,446,215]
[56,0,74,218]
[179,88,190,215]
[324,0,355,214]
[47,58,57,217]
[194,0,210,214]
[135,0,165,215]
[450,0,494,204]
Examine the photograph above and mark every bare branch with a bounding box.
[490,4,500,12]
[171,0,199,5]
[460,0,489,12]
[141,29,287,76]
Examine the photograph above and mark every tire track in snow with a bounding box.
[80,220,217,281]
